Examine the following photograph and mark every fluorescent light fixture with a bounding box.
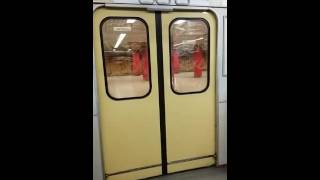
[173,42,184,47]
[175,20,186,25]
[114,33,126,49]
[175,27,185,31]
[127,19,136,23]
[173,37,204,47]
[194,37,204,41]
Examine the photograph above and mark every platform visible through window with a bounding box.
[170,18,210,94]
[100,17,151,100]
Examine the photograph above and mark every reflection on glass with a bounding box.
[170,19,209,93]
[101,18,150,99]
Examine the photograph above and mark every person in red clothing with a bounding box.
[130,42,149,81]
[132,50,142,75]
[171,49,180,74]
[130,41,143,76]
[132,43,149,81]
[193,44,204,78]
[141,46,149,81]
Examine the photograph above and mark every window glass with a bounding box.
[101,18,151,99]
[170,19,209,94]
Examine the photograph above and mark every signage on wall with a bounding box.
[113,27,132,32]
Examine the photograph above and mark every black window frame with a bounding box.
[99,16,152,101]
[169,17,211,95]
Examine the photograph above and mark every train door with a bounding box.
[93,9,162,180]
[161,11,217,173]
[93,7,216,180]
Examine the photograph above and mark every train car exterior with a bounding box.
[93,1,227,179]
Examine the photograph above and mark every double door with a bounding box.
[93,8,217,180]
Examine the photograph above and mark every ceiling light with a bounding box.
[114,33,126,48]
[127,19,136,23]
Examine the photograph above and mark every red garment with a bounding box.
[132,52,142,75]
[193,47,203,77]
[142,49,149,81]
[172,50,180,74]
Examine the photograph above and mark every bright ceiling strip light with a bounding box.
[175,20,186,25]
[173,37,204,47]
[175,27,185,31]
[127,19,136,23]
[114,33,126,49]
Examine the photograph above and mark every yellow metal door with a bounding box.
[93,8,162,180]
[161,11,217,173]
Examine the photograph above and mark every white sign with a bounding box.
[113,27,132,32]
